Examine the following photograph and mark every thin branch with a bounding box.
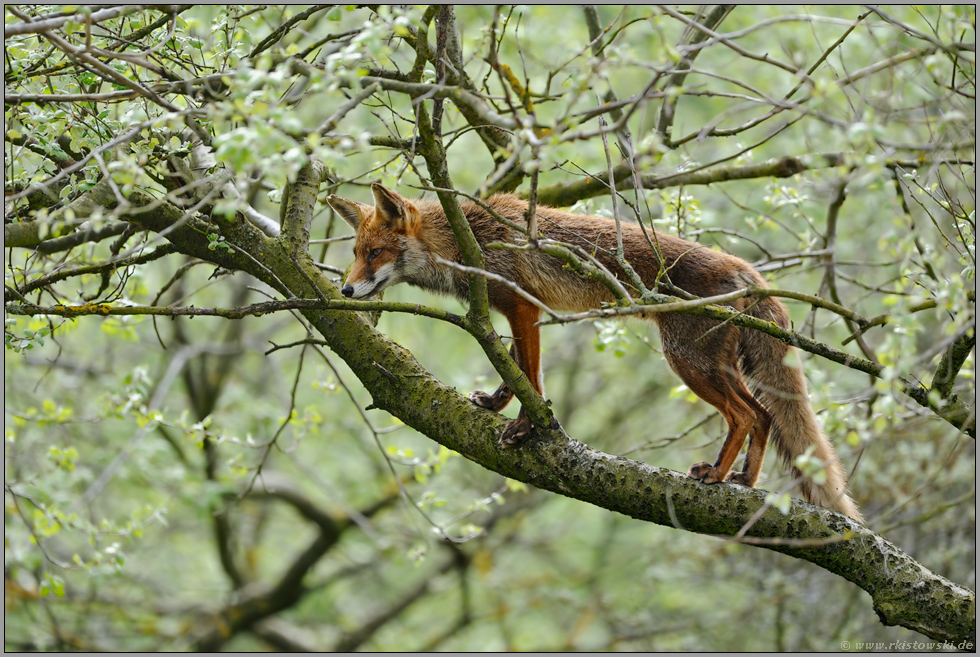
[248,5,336,57]
[16,244,176,296]
[530,153,807,207]
[332,556,454,652]
[11,278,971,437]
[315,82,381,134]
[5,74,227,105]
[359,77,519,130]
[4,5,153,37]
[655,4,735,142]
[528,152,972,208]
[657,5,804,77]
[3,298,466,325]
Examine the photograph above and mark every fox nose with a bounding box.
[341,285,354,298]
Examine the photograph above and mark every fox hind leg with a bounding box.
[683,380,756,484]
[724,384,772,487]
[659,318,766,485]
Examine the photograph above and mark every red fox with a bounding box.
[326,184,863,522]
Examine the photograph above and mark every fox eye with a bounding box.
[368,247,383,261]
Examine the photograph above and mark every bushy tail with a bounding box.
[741,299,864,523]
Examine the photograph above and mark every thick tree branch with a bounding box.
[930,320,976,400]
[5,178,124,249]
[277,160,327,250]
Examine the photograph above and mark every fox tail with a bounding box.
[741,298,864,523]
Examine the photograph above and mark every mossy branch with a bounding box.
[930,321,976,400]
[4,298,466,325]
[529,155,809,207]
[526,153,969,208]
[414,101,554,430]
[277,160,327,251]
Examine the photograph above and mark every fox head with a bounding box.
[326,183,426,299]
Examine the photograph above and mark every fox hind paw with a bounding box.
[499,415,532,448]
[725,471,753,486]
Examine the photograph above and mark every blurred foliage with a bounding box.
[4,4,976,651]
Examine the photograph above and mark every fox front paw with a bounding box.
[469,389,499,409]
[499,414,532,448]
[687,461,724,484]
[468,388,512,413]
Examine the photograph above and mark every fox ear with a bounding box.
[371,183,413,231]
[326,195,370,230]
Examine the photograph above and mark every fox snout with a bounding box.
[340,270,389,299]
